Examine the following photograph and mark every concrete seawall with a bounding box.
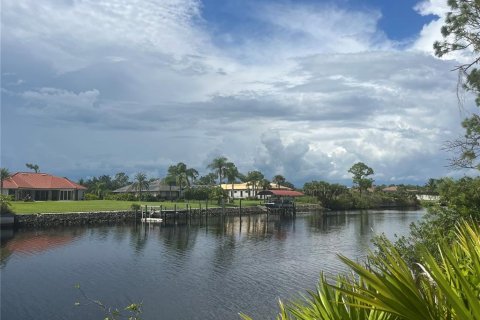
[15,211,139,228]
[14,204,323,228]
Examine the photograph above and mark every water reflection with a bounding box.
[129,223,149,255]
[307,211,347,232]
[1,210,424,320]
[1,228,85,266]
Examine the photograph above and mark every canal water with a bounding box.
[1,209,424,320]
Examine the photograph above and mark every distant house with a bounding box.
[382,186,398,193]
[112,179,181,199]
[2,172,87,201]
[415,194,440,201]
[380,185,439,201]
[220,182,292,199]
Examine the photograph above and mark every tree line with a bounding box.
[78,156,294,201]
[1,158,441,207]
[302,162,423,210]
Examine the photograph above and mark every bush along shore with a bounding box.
[13,204,323,228]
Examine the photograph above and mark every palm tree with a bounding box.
[93,181,106,199]
[207,156,229,185]
[167,163,194,197]
[197,173,217,186]
[1,168,11,198]
[25,163,40,173]
[175,162,188,191]
[163,175,177,200]
[224,162,240,202]
[133,172,149,201]
[245,170,264,198]
[185,167,199,186]
[260,179,271,190]
[272,174,286,189]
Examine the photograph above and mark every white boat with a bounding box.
[141,217,163,223]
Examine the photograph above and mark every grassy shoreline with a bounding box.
[10,199,267,214]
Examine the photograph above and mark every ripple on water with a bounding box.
[5,232,80,257]
[1,210,425,320]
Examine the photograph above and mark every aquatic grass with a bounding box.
[243,219,480,320]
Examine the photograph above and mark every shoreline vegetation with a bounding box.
[7,195,420,215]
[2,159,428,217]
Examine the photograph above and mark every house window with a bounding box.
[59,190,73,200]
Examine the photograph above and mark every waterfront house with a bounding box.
[220,182,292,199]
[415,194,440,201]
[1,172,87,201]
[382,186,398,193]
[112,179,181,199]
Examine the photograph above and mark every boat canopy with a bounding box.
[257,190,304,197]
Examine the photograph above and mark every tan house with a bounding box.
[382,186,398,193]
[220,182,292,199]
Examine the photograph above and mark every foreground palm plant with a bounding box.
[242,220,480,320]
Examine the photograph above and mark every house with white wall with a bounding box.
[220,182,292,199]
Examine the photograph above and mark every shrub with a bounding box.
[141,193,158,202]
[84,193,99,200]
[184,186,213,201]
[104,193,137,201]
[385,177,480,266]
[243,219,480,320]
[0,194,14,214]
[130,203,141,212]
[295,196,319,204]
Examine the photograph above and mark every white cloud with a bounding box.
[414,0,449,17]
[411,0,477,64]
[259,3,388,52]
[222,2,395,65]
[1,0,475,185]
[2,0,209,73]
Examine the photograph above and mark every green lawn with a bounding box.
[10,199,265,214]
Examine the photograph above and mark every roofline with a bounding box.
[257,190,304,197]
[3,172,87,190]
[6,187,86,190]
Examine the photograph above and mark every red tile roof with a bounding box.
[1,172,87,190]
[257,190,304,197]
[2,177,18,189]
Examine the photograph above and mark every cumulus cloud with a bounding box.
[410,0,448,54]
[411,0,477,64]
[1,0,474,185]
[258,3,391,53]
[2,0,209,72]
[254,131,314,181]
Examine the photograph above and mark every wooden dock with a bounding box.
[139,200,298,225]
[264,203,297,217]
[141,204,200,225]
[257,189,303,218]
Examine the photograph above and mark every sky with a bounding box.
[1,0,478,187]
